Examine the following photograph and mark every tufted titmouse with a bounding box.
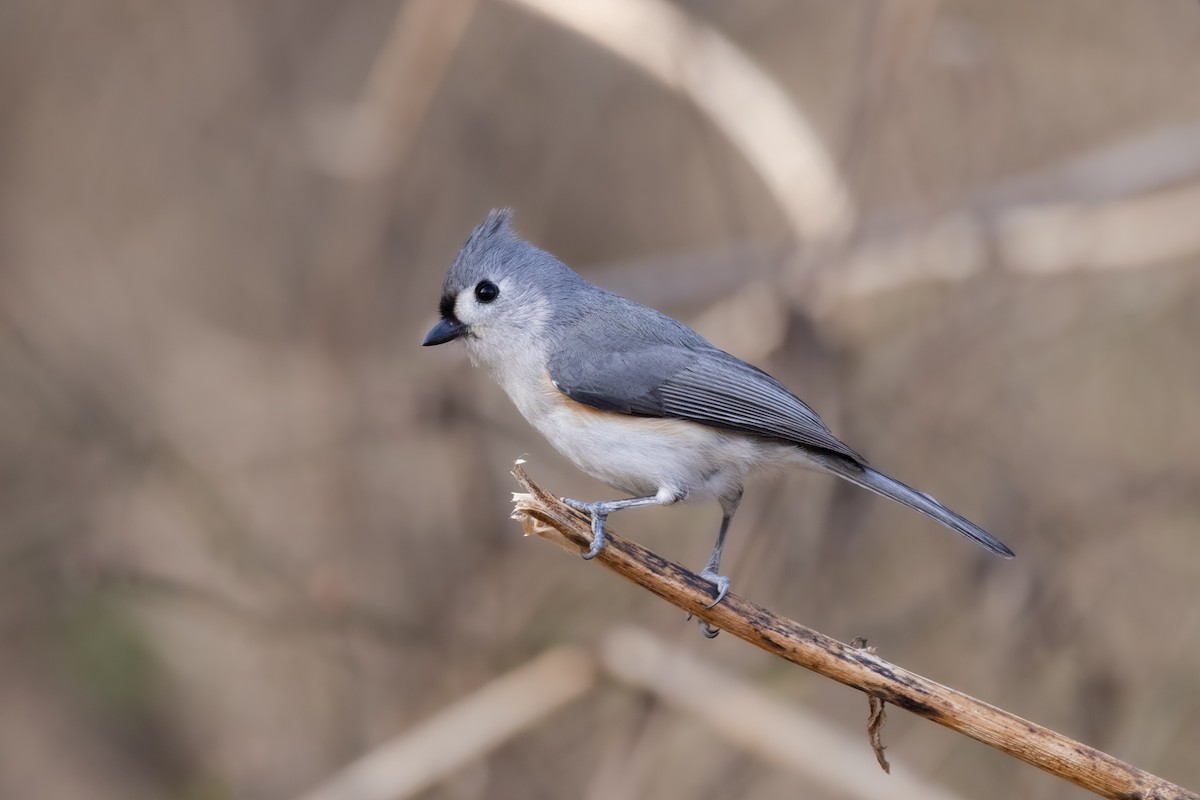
[424,210,1013,625]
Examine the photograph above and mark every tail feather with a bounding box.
[821,458,1015,559]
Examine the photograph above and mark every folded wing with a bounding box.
[547,338,864,463]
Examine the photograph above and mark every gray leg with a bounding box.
[562,492,679,560]
[698,489,742,607]
[696,489,743,638]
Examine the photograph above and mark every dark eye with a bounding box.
[474,280,499,303]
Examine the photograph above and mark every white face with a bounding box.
[453,277,509,341]
[455,276,551,373]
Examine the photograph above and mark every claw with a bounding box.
[581,521,606,560]
[563,498,608,560]
[686,611,721,638]
[698,569,730,609]
[693,569,729,638]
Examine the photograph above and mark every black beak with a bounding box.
[422,317,467,346]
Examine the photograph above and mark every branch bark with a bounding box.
[511,464,1198,800]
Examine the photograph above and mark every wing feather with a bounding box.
[547,321,863,462]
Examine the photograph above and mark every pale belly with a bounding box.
[530,397,795,500]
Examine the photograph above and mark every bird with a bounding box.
[423,209,1013,634]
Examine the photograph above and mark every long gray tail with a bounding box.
[821,457,1015,558]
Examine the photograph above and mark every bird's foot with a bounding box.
[561,497,608,560]
[683,610,721,638]
[698,569,730,609]
[689,569,730,638]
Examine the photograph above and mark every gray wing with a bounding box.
[546,306,864,462]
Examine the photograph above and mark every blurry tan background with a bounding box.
[2,1,1199,798]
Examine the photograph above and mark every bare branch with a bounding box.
[512,464,1199,800]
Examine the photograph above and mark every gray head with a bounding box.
[422,209,584,357]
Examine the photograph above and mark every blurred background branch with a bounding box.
[296,626,968,800]
[306,0,481,178]
[507,0,855,242]
[296,647,597,800]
